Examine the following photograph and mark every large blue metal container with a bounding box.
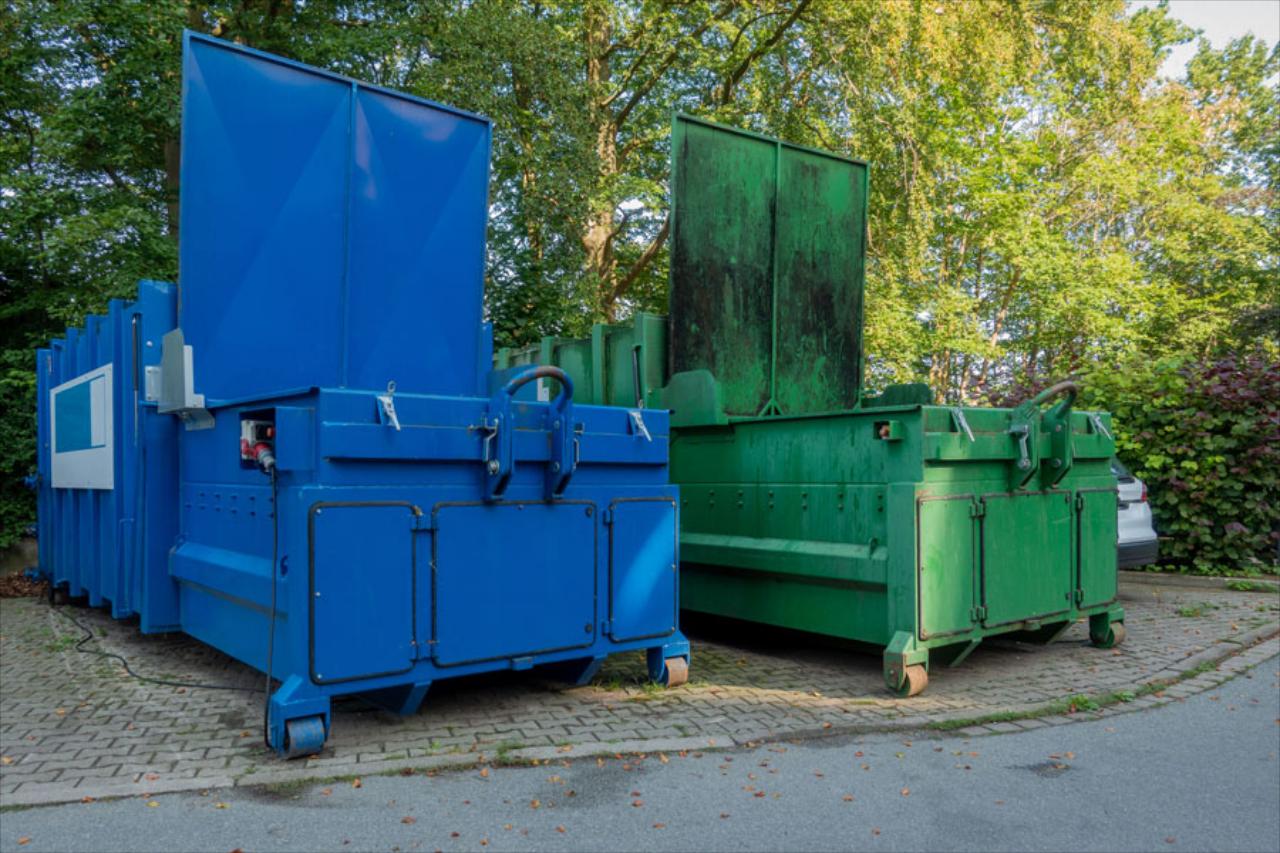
[34,33,689,757]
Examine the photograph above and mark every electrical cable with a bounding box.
[261,464,279,750]
[47,604,257,693]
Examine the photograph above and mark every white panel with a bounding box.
[50,364,114,490]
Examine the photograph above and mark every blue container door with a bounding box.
[607,499,678,642]
[309,503,417,684]
[430,502,596,667]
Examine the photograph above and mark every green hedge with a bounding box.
[1080,353,1280,575]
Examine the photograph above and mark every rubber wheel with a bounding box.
[662,656,689,688]
[893,664,928,698]
[282,716,326,759]
[1094,622,1126,649]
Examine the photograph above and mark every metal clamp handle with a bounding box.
[500,365,574,412]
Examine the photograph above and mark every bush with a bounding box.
[1080,353,1280,574]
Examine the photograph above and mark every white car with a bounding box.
[1113,458,1159,568]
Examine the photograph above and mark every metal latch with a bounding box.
[473,416,500,474]
[1009,423,1031,471]
[628,410,652,442]
[1089,413,1111,439]
[376,380,401,431]
[950,407,975,442]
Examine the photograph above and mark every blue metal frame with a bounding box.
[34,35,689,758]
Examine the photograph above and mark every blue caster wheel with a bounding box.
[283,715,326,759]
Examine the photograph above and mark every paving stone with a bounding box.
[3,586,1276,806]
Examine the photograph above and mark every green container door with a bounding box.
[916,496,977,640]
[1076,489,1119,609]
[981,492,1074,626]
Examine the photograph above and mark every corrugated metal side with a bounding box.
[35,280,180,629]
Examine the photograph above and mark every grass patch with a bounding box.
[1227,579,1279,593]
[1175,601,1221,617]
[928,682,1165,733]
[492,740,526,765]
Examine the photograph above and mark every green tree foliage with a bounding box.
[1081,354,1279,574]
[1,0,1275,552]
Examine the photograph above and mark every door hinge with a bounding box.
[1074,588,1084,605]
[602,507,614,525]
[1074,493,1085,511]
[970,605,987,621]
[970,500,986,519]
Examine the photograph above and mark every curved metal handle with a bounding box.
[501,365,574,412]
[1023,380,1078,412]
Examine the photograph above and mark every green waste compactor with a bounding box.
[495,116,1125,696]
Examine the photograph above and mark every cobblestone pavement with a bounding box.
[3,581,1277,806]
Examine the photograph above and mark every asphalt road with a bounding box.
[4,655,1278,853]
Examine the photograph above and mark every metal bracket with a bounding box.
[628,410,652,442]
[143,365,162,402]
[950,407,975,442]
[376,381,401,431]
[156,328,214,431]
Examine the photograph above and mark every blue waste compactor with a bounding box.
[33,33,690,757]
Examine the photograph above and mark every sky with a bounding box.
[1129,0,1280,78]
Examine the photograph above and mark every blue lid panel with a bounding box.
[178,33,491,401]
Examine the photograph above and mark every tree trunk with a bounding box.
[583,1,618,318]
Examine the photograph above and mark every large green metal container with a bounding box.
[500,116,1124,695]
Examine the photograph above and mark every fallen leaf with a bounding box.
[652,823,666,829]
[503,824,513,831]
[822,722,833,729]
[854,751,864,758]
[320,788,332,797]
[530,800,540,810]
[555,826,566,834]
[0,756,12,765]
[632,799,644,807]
[214,802,229,810]
[479,768,489,778]
[596,758,605,768]
[900,788,910,797]
[995,800,1005,805]
[479,840,489,847]
[399,768,414,777]
[814,771,824,778]
[55,708,66,716]
[547,775,563,784]
[240,731,250,738]
[842,795,854,802]
[146,801,159,808]
[872,828,881,836]
[1065,752,1075,760]
[17,838,31,846]
[1049,754,1061,760]
[720,812,731,818]
[451,832,460,838]
[1165,837,1176,845]
[659,753,669,764]
[557,745,573,753]
[81,796,95,804]
[401,816,416,825]
[145,773,160,781]
[352,779,362,789]
[753,791,765,798]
